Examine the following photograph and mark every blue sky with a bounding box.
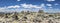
[0,0,60,13]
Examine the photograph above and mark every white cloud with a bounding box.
[40,3,45,8]
[7,5,20,8]
[0,7,7,12]
[0,6,7,10]
[0,5,20,12]
[49,7,52,8]
[54,3,59,6]
[20,3,45,8]
[0,8,5,10]
[46,4,52,6]
[47,0,55,2]
[17,0,21,1]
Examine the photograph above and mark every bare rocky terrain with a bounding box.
[0,10,60,23]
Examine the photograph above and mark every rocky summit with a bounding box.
[0,10,60,23]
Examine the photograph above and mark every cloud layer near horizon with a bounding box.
[0,3,46,12]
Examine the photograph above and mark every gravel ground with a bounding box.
[0,12,60,23]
